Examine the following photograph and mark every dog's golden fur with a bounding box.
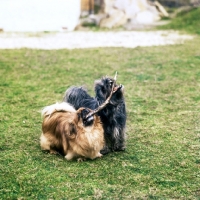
[40,102,105,161]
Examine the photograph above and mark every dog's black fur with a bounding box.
[63,77,126,154]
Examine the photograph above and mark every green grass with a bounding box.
[1,9,200,198]
[0,38,200,199]
[159,7,200,35]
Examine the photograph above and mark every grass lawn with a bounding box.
[1,10,200,199]
[158,7,200,35]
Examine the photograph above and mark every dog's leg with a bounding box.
[113,128,126,151]
[40,133,51,151]
[65,150,77,160]
[100,146,111,155]
[40,134,60,155]
[96,152,103,158]
[89,152,103,160]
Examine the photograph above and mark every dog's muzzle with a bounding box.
[114,84,123,93]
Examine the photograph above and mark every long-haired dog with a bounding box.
[40,102,105,161]
[63,76,126,154]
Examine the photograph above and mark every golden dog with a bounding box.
[40,102,105,161]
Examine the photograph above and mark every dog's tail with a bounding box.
[41,102,76,117]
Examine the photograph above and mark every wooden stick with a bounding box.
[86,72,117,118]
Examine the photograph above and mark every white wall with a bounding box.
[0,0,81,32]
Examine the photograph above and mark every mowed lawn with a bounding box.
[0,37,199,199]
[1,8,200,197]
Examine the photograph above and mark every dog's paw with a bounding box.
[50,150,58,155]
[96,152,103,158]
[77,157,86,162]
[100,146,111,155]
[114,146,126,151]
[65,151,76,160]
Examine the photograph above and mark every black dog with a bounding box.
[63,77,126,154]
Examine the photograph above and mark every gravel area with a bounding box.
[0,31,193,49]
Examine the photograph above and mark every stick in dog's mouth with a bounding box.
[113,84,123,92]
[86,72,118,119]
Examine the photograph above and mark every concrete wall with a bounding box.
[0,0,81,32]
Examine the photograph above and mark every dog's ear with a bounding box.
[67,123,77,139]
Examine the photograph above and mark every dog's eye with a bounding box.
[109,80,113,87]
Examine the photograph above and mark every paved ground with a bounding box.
[0,31,193,49]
